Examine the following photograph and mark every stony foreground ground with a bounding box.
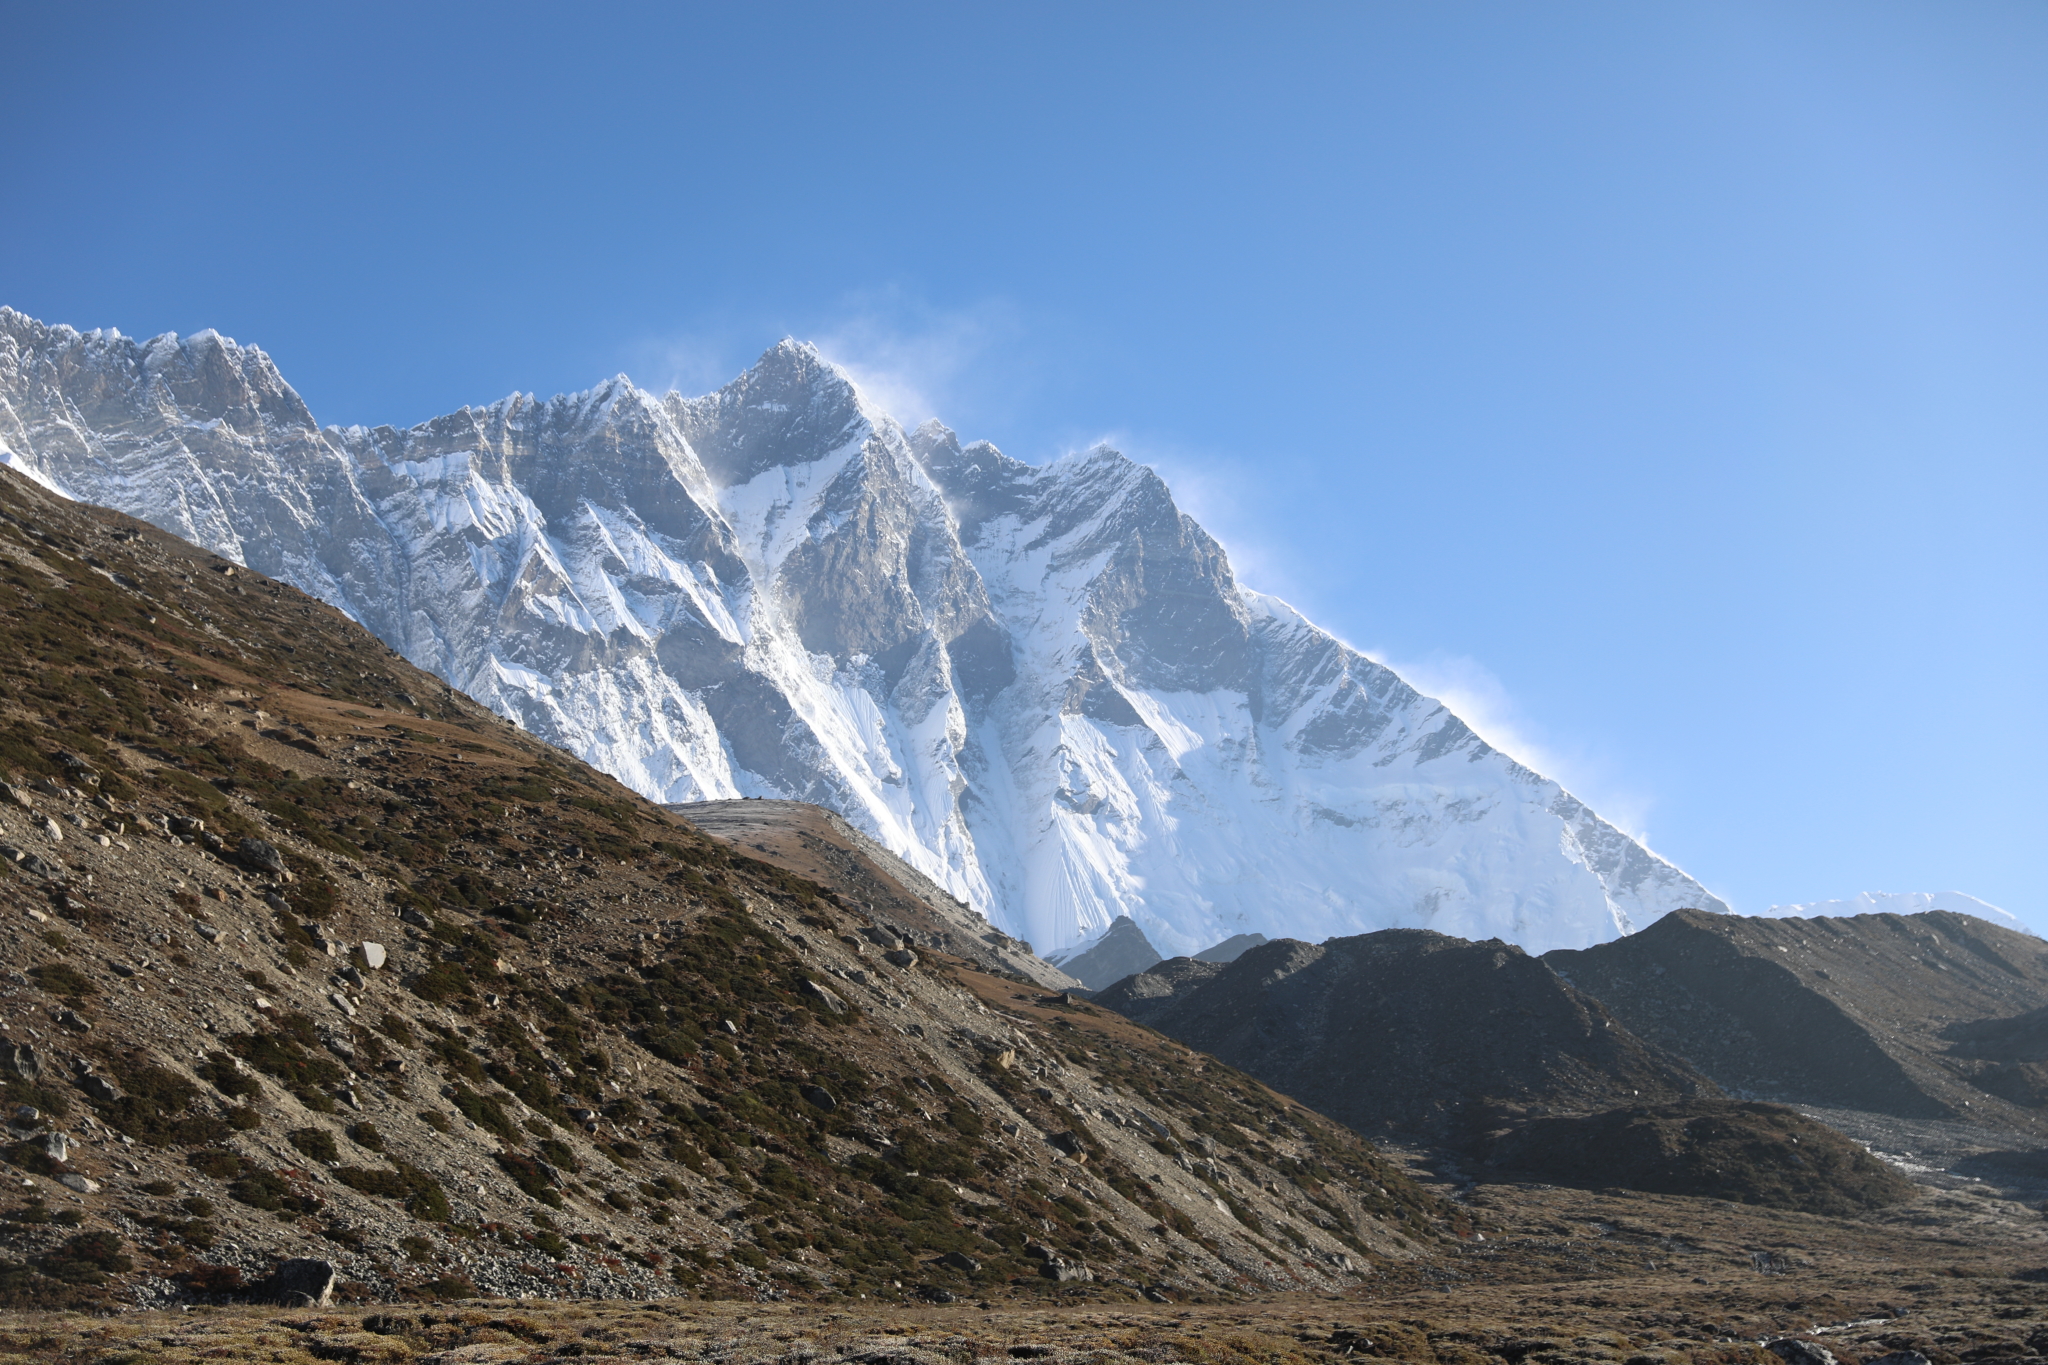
[7,1173,2048,1364]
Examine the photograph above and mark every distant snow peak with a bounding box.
[1765,891,2025,933]
[0,309,1730,956]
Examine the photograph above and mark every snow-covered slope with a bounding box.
[0,308,1730,955]
[1765,891,2025,933]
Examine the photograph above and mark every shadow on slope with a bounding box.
[1095,931,1715,1140]
[1476,1099,1915,1217]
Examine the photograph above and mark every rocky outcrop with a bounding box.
[1093,958,1226,1022]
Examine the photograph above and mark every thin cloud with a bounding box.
[810,292,1021,430]
[633,332,750,398]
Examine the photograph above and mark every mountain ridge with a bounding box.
[0,308,1727,957]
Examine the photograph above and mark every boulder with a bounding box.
[56,1173,99,1194]
[80,1075,120,1104]
[238,837,291,881]
[7,1043,42,1082]
[39,1131,69,1163]
[800,978,847,1013]
[884,949,919,969]
[799,1084,838,1111]
[1039,1256,1093,1282]
[260,1257,337,1307]
[358,941,387,970]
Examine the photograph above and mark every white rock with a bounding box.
[358,941,387,970]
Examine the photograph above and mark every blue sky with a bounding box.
[6,2,2045,928]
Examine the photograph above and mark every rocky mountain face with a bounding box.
[0,466,1440,1308]
[1545,908,2048,1132]
[0,308,1728,958]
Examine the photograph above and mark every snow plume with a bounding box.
[809,291,1020,430]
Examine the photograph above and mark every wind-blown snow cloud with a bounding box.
[627,292,1022,424]
[810,293,1020,429]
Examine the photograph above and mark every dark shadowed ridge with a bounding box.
[1094,930,1715,1141]
[1546,907,2048,1133]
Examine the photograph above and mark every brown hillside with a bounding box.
[0,466,1441,1310]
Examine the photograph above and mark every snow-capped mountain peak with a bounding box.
[0,308,1729,955]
